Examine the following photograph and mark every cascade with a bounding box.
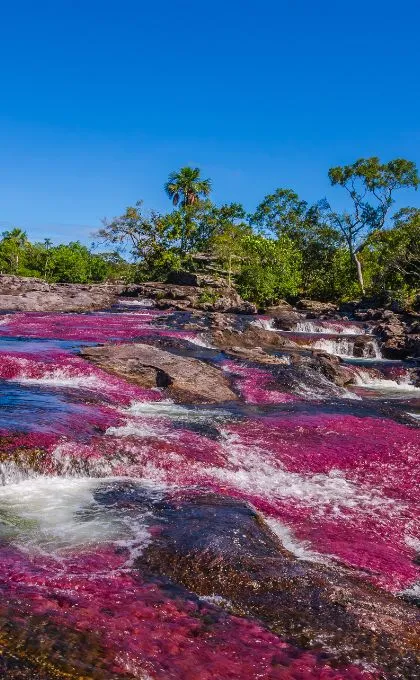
[0,307,418,679]
[311,335,382,358]
[294,320,368,335]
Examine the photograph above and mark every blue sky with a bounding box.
[1,0,419,244]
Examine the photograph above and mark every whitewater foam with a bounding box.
[205,435,395,512]
[0,476,154,556]
[352,368,420,392]
[298,320,367,335]
[265,516,330,563]
[312,336,381,359]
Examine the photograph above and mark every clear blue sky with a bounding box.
[1,0,419,244]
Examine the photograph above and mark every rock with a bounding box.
[271,310,303,330]
[166,270,228,288]
[375,321,405,341]
[265,300,293,313]
[207,312,237,330]
[310,352,354,387]
[0,275,136,312]
[211,326,298,352]
[406,334,420,358]
[353,336,378,358]
[408,320,420,334]
[132,489,419,677]
[374,319,408,359]
[223,346,291,365]
[135,281,257,314]
[381,337,408,359]
[296,299,338,316]
[82,342,237,404]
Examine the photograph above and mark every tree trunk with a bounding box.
[353,252,365,295]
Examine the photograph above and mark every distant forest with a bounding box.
[2,157,419,308]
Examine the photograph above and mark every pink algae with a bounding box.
[0,349,162,406]
[0,310,204,344]
[222,359,297,404]
[0,308,418,676]
[45,410,417,592]
[0,545,379,680]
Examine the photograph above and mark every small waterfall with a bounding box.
[351,367,420,391]
[294,320,367,335]
[251,317,275,331]
[312,336,381,359]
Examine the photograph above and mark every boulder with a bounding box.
[166,270,228,288]
[135,281,257,314]
[271,310,303,330]
[296,299,338,317]
[353,335,378,358]
[126,487,419,677]
[310,351,354,387]
[405,334,420,358]
[211,326,298,352]
[82,342,237,404]
[0,275,133,312]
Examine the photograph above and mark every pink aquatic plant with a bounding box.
[222,359,297,404]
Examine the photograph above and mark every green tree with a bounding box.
[97,201,171,260]
[327,157,419,294]
[164,167,212,254]
[0,228,29,273]
[251,188,308,238]
[364,207,420,301]
[236,234,302,307]
[251,190,344,299]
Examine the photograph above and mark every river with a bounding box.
[0,303,418,679]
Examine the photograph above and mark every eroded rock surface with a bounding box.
[212,325,298,352]
[92,484,420,678]
[82,342,237,403]
[0,275,133,312]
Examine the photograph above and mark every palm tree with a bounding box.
[165,166,211,208]
[164,167,211,253]
[43,238,53,279]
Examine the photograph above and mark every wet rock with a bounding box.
[223,346,291,364]
[406,333,420,358]
[310,352,354,387]
[211,326,298,352]
[137,491,419,677]
[353,336,378,358]
[374,319,408,359]
[82,342,237,404]
[270,309,303,330]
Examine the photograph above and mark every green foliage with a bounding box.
[3,159,419,305]
[0,231,132,283]
[327,157,420,292]
[198,289,219,305]
[251,188,308,238]
[362,207,420,301]
[236,234,302,306]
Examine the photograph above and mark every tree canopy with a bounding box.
[3,159,419,309]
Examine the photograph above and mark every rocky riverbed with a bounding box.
[0,276,419,679]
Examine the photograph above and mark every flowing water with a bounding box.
[0,305,419,679]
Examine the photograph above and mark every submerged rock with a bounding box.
[82,342,237,404]
[136,490,420,678]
